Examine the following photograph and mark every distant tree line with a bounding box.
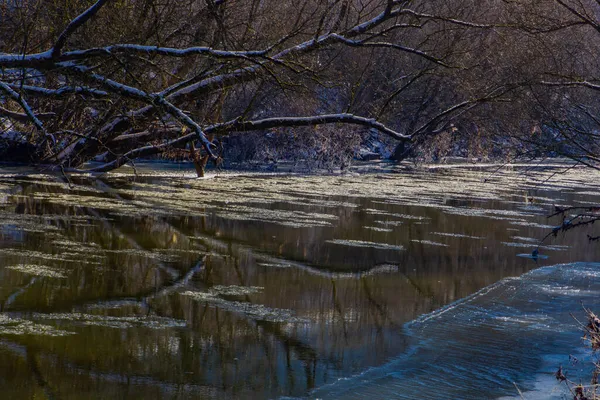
[0,0,599,174]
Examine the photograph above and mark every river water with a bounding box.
[0,162,599,399]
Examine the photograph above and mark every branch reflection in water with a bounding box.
[0,163,598,398]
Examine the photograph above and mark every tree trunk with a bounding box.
[190,142,209,177]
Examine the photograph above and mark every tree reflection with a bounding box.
[0,170,597,398]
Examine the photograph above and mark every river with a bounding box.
[0,161,598,399]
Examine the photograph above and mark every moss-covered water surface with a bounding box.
[0,163,599,399]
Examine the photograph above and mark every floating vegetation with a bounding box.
[432,232,484,239]
[0,215,62,233]
[253,253,314,270]
[516,205,546,213]
[542,244,570,251]
[363,209,429,220]
[286,199,359,209]
[30,313,187,330]
[0,248,73,262]
[5,264,68,278]
[105,249,180,262]
[363,226,393,232]
[395,213,430,220]
[0,314,73,336]
[0,160,598,390]
[83,300,143,311]
[374,220,404,227]
[485,209,538,218]
[52,239,102,249]
[209,285,264,296]
[360,264,400,276]
[181,290,308,323]
[442,207,526,221]
[59,251,106,261]
[510,236,540,243]
[154,248,204,255]
[279,220,334,228]
[411,240,449,247]
[326,239,404,251]
[217,205,337,228]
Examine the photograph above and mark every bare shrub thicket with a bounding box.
[1,0,600,172]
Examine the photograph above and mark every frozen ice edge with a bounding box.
[309,262,600,399]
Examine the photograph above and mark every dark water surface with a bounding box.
[0,163,599,399]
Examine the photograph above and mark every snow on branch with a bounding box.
[5,83,109,99]
[396,9,498,29]
[0,51,52,68]
[60,45,269,62]
[205,114,411,141]
[52,0,111,58]
[153,97,217,158]
[329,34,450,67]
[0,81,47,135]
[540,80,600,91]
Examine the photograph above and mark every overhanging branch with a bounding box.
[52,0,111,59]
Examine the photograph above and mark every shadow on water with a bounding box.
[0,163,598,398]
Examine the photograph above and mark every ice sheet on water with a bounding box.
[310,262,600,400]
[517,253,550,260]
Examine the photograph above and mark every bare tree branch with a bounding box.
[0,81,47,135]
[52,0,111,59]
[0,106,55,122]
